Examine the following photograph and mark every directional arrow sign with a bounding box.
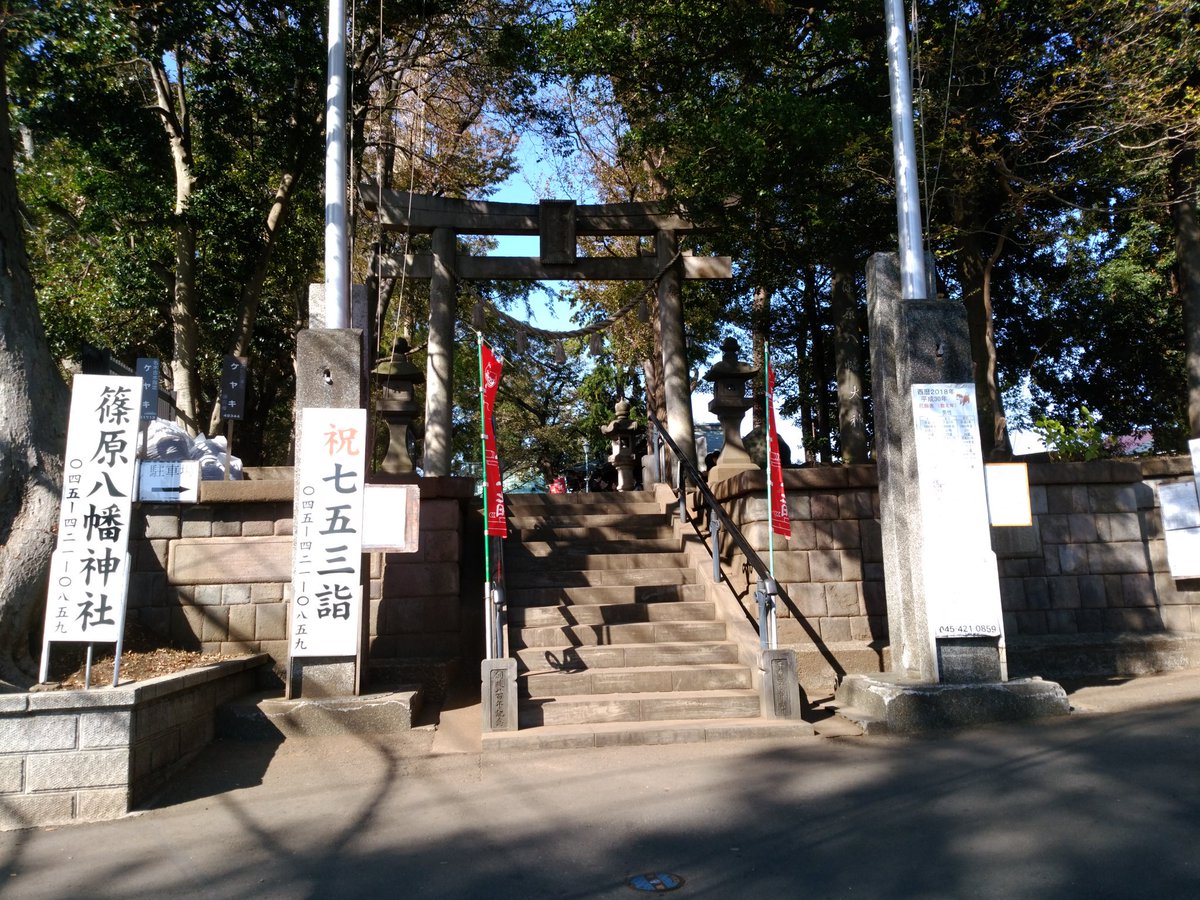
[138,460,200,504]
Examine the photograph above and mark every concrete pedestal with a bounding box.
[482,658,518,732]
[835,673,1069,735]
[761,649,805,720]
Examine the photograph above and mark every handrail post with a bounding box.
[677,469,688,524]
[710,499,722,584]
[756,577,779,650]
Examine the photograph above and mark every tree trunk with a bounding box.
[150,56,202,433]
[806,271,831,463]
[750,285,769,433]
[952,200,1012,458]
[1170,145,1200,438]
[831,262,868,464]
[0,28,69,686]
[207,165,306,435]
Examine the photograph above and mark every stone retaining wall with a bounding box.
[1,656,268,830]
[711,457,1200,692]
[125,475,474,676]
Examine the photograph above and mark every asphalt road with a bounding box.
[3,670,1200,899]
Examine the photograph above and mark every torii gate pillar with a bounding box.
[657,229,697,466]
[424,227,456,476]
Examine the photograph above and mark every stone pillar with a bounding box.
[867,252,1001,683]
[291,328,365,698]
[424,227,456,476]
[657,228,696,466]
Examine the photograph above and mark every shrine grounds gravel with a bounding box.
[3,669,1199,899]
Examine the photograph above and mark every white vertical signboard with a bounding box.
[291,407,367,657]
[41,376,142,659]
[911,384,1004,639]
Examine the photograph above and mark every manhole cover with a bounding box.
[627,872,685,892]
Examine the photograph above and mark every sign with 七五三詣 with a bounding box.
[291,407,367,657]
[41,375,142,647]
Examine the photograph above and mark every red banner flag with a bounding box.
[481,342,507,537]
[767,361,791,538]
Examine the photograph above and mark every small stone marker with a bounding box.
[481,657,517,732]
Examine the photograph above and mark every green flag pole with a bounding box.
[477,332,492,591]
[765,339,776,581]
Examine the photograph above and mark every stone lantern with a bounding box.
[371,338,424,474]
[601,398,643,491]
[702,337,759,484]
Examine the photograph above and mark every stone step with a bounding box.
[506,535,680,555]
[519,689,762,727]
[481,717,816,751]
[512,620,727,649]
[514,641,741,674]
[216,689,425,740]
[505,512,670,530]
[510,600,716,629]
[508,582,708,608]
[506,550,691,573]
[506,492,664,511]
[505,566,698,590]
[523,664,752,697]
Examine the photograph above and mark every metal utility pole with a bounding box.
[323,0,350,328]
[884,0,928,301]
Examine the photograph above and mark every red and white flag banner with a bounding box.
[480,342,507,538]
[767,362,792,539]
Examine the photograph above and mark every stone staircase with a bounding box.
[481,490,814,750]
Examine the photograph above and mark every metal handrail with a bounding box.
[647,411,847,680]
[647,410,780,649]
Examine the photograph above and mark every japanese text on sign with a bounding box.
[910,384,1004,639]
[41,375,142,645]
[290,407,367,657]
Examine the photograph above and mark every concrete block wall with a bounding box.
[997,458,1200,637]
[127,475,473,673]
[0,656,267,830]
[712,458,1200,690]
[711,467,886,648]
[369,479,471,662]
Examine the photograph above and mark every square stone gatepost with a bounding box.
[761,649,805,720]
[481,658,518,732]
[843,253,1069,732]
[290,328,366,698]
[866,252,991,681]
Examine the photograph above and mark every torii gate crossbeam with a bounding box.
[361,186,731,477]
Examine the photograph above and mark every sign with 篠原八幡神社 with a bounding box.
[291,407,367,658]
[41,375,142,649]
[910,384,1004,640]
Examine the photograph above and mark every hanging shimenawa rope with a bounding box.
[465,248,681,356]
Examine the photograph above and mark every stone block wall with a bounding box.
[126,475,474,675]
[711,466,885,648]
[712,458,1200,689]
[0,656,267,830]
[997,458,1200,637]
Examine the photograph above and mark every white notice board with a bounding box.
[362,484,420,552]
[290,407,367,658]
[985,463,1033,527]
[911,384,1004,639]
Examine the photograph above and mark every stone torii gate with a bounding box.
[359,187,732,476]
